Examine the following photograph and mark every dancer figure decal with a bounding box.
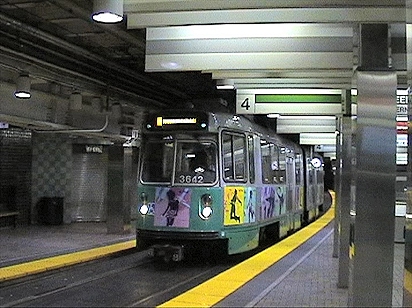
[224,187,245,225]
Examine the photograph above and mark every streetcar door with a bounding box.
[286,150,295,214]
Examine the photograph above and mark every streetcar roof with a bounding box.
[143,110,301,152]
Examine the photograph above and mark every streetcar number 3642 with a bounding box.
[179,175,204,184]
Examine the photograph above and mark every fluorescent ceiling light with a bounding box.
[92,0,123,23]
[216,79,235,90]
[351,89,407,96]
[279,115,336,120]
[14,73,31,99]
[148,24,353,40]
[217,85,235,90]
[161,61,182,69]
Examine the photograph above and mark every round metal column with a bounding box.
[348,23,397,307]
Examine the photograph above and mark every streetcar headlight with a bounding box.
[199,194,213,220]
[201,206,213,218]
[139,204,149,215]
[139,192,149,215]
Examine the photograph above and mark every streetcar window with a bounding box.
[316,169,324,184]
[295,153,303,185]
[174,141,217,184]
[278,147,286,183]
[141,141,174,183]
[309,169,314,184]
[222,132,246,182]
[270,144,280,183]
[260,140,271,184]
[248,135,255,184]
[233,135,246,180]
[286,154,295,185]
[261,140,280,184]
[223,133,233,180]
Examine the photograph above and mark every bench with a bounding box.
[0,211,19,228]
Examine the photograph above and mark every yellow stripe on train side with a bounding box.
[158,192,335,308]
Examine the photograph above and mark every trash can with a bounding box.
[37,197,64,225]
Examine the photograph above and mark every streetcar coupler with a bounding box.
[148,244,184,262]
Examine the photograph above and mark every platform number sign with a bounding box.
[236,93,255,114]
[241,98,250,110]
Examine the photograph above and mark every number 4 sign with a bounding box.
[236,93,256,114]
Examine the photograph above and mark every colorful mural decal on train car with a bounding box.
[244,187,256,223]
[153,187,191,228]
[261,186,286,219]
[224,186,245,225]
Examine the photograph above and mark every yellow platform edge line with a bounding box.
[0,239,136,282]
[158,192,335,308]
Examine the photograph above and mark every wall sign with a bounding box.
[85,145,103,154]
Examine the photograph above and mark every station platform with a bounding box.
[0,200,405,307]
[0,222,136,278]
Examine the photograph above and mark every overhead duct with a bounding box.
[0,11,189,108]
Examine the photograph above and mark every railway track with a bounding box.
[0,248,244,307]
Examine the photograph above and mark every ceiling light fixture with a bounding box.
[92,0,123,23]
[14,73,31,99]
[91,97,102,111]
[216,79,235,90]
[69,92,82,110]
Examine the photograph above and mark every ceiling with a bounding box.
[0,0,231,108]
[0,0,408,157]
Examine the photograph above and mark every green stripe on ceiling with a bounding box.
[255,94,341,103]
[352,95,357,103]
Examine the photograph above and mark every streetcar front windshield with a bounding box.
[141,138,217,184]
[141,140,174,183]
[175,141,217,184]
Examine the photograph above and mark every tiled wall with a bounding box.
[0,128,32,226]
[31,133,72,223]
[1,129,137,226]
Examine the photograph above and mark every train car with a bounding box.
[303,150,325,223]
[136,110,325,262]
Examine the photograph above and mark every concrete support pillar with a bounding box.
[334,89,352,259]
[337,112,353,288]
[405,86,412,302]
[404,1,412,305]
[348,24,397,307]
[333,115,342,259]
[123,147,136,229]
[334,89,353,263]
[107,144,131,234]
